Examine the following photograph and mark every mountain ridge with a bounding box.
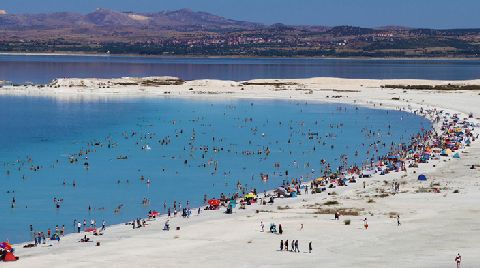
[0,9,479,58]
[0,8,264,30]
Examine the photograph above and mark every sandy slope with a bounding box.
[2,77,480,268]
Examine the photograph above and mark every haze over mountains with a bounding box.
[0,8,479,57]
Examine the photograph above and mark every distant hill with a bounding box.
[0,9,479,58]
[0,8,262,31]
[327,26,377,36]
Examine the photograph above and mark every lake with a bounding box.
[0,96,431,243]
[1,55,480,84]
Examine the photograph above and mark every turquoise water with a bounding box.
[1,55,480,84]
[0,96,431,243]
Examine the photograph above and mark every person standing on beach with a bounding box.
[261,221,265,232]
[397,215,401,226]
[309,241,312,253]
[284,240,288,251]
[291,240,295,252]
[280,240,283,251]
[455,253,461,268]
[295,240,299,253]
[102,220,106,231]
[363,218,368,230]
[77,222,81,233]
[279,224,283,235]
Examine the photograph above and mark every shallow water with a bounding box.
[1,55,480,84]
[0,96,431,243]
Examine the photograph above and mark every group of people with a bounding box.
[279,240,312,253]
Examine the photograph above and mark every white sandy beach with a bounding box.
[2,77,480,268]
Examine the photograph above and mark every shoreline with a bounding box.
[3,77,480,267]
[1,52,480,61]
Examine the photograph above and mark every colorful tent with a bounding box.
[149,211,160,217]
[3,252,17,262]
[208,199,220,206]
[418,174,427,181]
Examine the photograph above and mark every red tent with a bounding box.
[149,211,160,217]
[208,199,220,207]
[4,252,17,262]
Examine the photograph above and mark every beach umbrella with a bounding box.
[0,242,12,250]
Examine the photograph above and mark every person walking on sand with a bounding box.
[284,240,288,251]
[397,215,401,226]
[295,240,299,253]
[309,241,312,253]
[279,224,283,235]
[77,221,81,233]
[363,218,368,230]
[280,240,283,251]
[261,221,265,232]
[455,253,461,268]
[291,240,295,252]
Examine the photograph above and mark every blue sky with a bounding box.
[2,0,478,29]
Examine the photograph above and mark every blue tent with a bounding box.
[453,153,460,159]
[418,174,427,181]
